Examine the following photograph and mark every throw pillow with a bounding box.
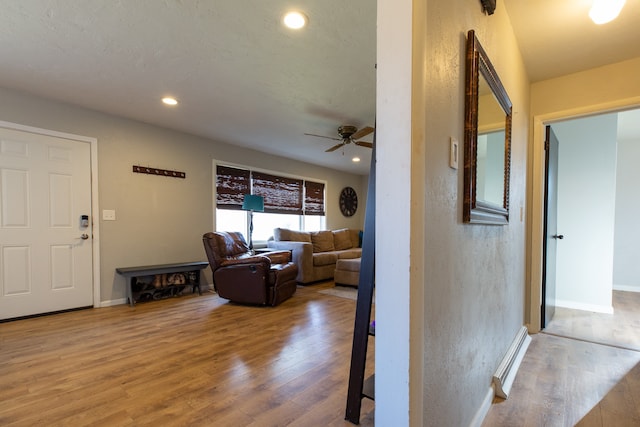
[333,228,353,250]
[311,230,335,253]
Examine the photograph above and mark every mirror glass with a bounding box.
[463,30,512,225]
[477,75,506,206]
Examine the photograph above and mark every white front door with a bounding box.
[0,127,93,320]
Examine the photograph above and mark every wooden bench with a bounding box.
[116,261,209,306]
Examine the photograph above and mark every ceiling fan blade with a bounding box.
[304,132,341,141]
[325,142,346,152]
[351,126,374,140]
[354,141,373,149]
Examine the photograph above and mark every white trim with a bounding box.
[469,386,494,427]
[493,326,532,399]
[100,298,127,307]
[0,120,101,308]
[613,285,640,293]
[556,299,614,314]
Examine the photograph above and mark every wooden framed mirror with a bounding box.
[463,30,512,225]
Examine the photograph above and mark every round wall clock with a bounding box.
[339,187,358,217]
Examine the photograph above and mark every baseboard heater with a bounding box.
[492,326,531,399]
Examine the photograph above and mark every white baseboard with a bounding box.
[613,285,640,293]
[556,299,613,314]
[493,326,531,399]
[469,386,494,427]
[99,298,127,307]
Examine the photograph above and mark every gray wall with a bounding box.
[376,0,530,424]
[0,86,366,303]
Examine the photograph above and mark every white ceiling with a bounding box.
[504,0,640,82]
[0,1,638,175]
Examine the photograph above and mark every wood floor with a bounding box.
[483,291,640,426]
[4,285,638,427]
[0,282,374,426]
[543,291,640,352]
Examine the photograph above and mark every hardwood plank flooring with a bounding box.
[483,290,640,427]
[0,282,374,426]
[483,334,640,426]
[543,291,640,351]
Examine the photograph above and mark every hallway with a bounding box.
[483,291,640,426]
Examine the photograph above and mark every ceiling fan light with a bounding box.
[589,0,625,24]
[283,11,307,29]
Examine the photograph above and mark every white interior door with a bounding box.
[0,127,93,320]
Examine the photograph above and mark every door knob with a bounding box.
[80,234,89,240]
[552,234,564,239]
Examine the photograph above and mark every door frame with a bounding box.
[527,98,640,333]
[0,120,101,308]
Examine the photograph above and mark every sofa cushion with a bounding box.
[336,257,362,272]
[313,252,338,266]
[337,249,362,259]
[333,228,353,251]
[311,230,335,252]
[274,227,311,243]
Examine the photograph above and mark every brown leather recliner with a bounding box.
[202,231,298,306]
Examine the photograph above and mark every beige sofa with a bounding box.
[267,228,362,284]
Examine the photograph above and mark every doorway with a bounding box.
[0,122,100,320]
[538,109,640,350]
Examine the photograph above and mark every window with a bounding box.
[215,164,326,243]
[215,209,247,234]
[302,215,324,232]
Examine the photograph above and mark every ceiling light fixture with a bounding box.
[162,97,178,106]
[283,11,307,29]
[352,157,361,163]
[589,0,625,24]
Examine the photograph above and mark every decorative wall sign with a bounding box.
[481,0,496,15]
[133,165,186,178]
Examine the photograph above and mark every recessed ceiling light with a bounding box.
[352,157,361,163]
[283,11,307,29]
[162,97,178,106]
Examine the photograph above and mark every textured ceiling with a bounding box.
[0,1,377,174]
[0,1,638,175]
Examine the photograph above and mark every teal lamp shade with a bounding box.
[241,194,263,252]
[242,194,264,212]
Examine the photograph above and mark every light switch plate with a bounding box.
[449,137,459,169]
[102,209,116,221]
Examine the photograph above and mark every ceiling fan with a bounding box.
[305,125,374,152]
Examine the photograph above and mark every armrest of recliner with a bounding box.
[219,255,271,270]
[263,250,292,265]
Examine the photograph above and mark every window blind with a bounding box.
[215,164,325,216]
[304,181,325,215]
[252,172,303,215]
[216,165,250,210]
